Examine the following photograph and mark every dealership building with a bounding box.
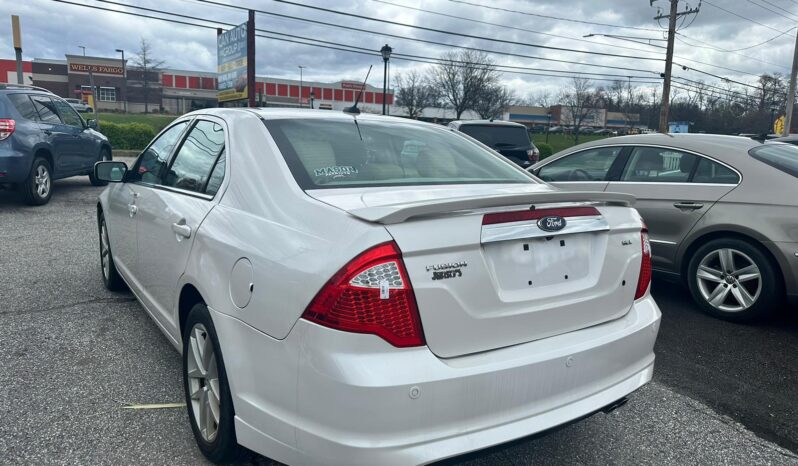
[0,54,395,115]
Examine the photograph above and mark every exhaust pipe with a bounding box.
[601,396,629,414]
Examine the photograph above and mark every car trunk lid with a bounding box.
[307,185,645,358]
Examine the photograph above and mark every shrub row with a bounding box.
[98,121,155,151]
[536,142,554,159]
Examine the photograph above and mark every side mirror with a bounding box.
[94,161,127,183]
[86,119,98,130]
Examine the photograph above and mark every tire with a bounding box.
[183,304,251,464]
[98,213,126,291]
[687,238,780,322]
[21,156,53,206]
[89,148,111,186]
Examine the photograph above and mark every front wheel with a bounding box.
[183,304,251,464]
[98,213,126,291]
[687,238,780,322]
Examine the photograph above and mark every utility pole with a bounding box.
[784,29,798,136]
[11,16,23,85]
[654,0,700,133]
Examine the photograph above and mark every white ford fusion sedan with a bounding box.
[94,108,661,465]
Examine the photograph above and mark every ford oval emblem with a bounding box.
[538,215,567,232]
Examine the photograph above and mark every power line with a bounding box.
[749,0,798,21]
[366,0,664,58]
[261,0,664,62]
[51,0,663,85]
[674,34,790,70]
[677,28,796,53]
[446,0,663,32]
[702,0,787,33]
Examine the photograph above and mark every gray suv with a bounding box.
[0,84,112,205]
[530,133,798,322]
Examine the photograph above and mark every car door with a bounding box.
[30,95,77,175]
[51,97,99,173]
[535,146,627,191]
[134,118,226,334]
[105,120,190,284]
[605,146,740,270]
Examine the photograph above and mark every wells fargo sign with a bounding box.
[68,63,124,75]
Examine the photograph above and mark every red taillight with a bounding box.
[482,206,600,225]
[302,241,425,347]
[526,148,539,162]
[635,230,652,299]
[0,119,16,140]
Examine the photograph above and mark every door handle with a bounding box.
[673,202,704,210]
[43,129,52,135]
[128,204,138,217]
[171,222,192,239]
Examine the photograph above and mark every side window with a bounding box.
[621,147,697,182]
[204,148,226,196]
[30,96,62,125]
[692,158,740,184]
[537,147,621,182]
[163,120,225,193]
[51,98,83,128]
[7,94,40,121]
[129,121,189,184]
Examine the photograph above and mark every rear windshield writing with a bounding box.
[750,144,798,178]
[458,125,531,148]
[264,119,534,190]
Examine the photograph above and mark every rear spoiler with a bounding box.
[347,191,636,224]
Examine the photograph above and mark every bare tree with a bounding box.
[132,38,165,113]
[529,90,554,108]
[395,70,438,119]
[430,50,500,119]
[559,78,600,144]
[473,85,515,119]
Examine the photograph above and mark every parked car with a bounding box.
[548,125,563,133]
[594,128,618,136]
[770,134,798,146]
[0,84,112,205]
[64,97,93,113]
[448,119,540,166]
[530,133,798,321]
[95,108,660,465]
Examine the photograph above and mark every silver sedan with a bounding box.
[94,108,659,465]
[531,133,798,322]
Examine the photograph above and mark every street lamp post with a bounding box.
[298,65,305,108]
[380,44,392,115]
[309,91,315,110]
[770,103,779,135]
[79,45,96,116]
[116,49,127,113]
[546,112,552,143]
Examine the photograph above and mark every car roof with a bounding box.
[182,107,447,129]
[557,133,764,162]
[770,135,798,143]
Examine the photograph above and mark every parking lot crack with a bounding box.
[5,296,137,316]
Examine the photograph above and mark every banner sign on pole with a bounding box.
[217,22,248,103]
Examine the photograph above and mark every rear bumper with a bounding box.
[0,146,32,184]
[213,296,660,466]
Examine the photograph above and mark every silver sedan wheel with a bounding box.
[187,323,220,443]
[696,248,762,312]
[35,165,50,198]
[100,221,110,280]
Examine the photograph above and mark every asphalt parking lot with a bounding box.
[2,175,797,465]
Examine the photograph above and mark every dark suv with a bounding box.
[448,120,540,167]
[0,84,112,205]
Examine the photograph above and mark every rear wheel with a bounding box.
[21,157,52,205]
[89,148,111,186]
[183,304,251,464]
[687,238,780,322]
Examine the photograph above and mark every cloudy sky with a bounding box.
[1,0,795,99]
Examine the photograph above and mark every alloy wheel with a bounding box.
[696,248,762,312]
[186,324,220,443]
[35,165,50,198]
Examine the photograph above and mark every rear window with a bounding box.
[265,118,534,189]
[6,94,38,121]
[750,144,798,178]
[458,124,531,148]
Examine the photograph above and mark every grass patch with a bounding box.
[532,133,610,155]
[84,113,177,134]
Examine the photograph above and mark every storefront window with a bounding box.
[98,87,116,102]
